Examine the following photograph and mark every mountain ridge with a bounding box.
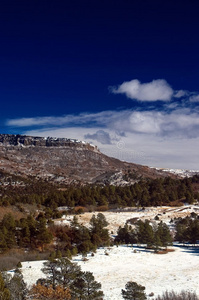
[0,133,177,185]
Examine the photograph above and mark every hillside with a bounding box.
[0,134,175,185]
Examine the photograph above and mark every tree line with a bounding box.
[115,219,173,249]
[1,210,199,258]
[0,171,199,209]
[174,213,199,245]
[0,212,110,258]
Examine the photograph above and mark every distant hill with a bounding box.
[0,134,176,185]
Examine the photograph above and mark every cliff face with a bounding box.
[0,134,98,151]
[0,134,174,185]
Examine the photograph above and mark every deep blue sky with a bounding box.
[1,0,199,169]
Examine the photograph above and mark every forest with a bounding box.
[1,171,199,209]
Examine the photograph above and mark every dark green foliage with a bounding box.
[0,213,53,254]
[4,269,27,300]
[136,220,154,247]
[1,170,199,209]
[121,281,147,300]
[36,215,53,251]
[72,271,104,300]
[155,221,173,248]
[115,220,173,248]
[90,213,110,247]
[40,258,103,299]
[0,272,10,300]
[175,217,199,245]
[115,225,137,244]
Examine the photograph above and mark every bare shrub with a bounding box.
[82,257,89,262]
[97,205,109,212]
[155,250,168,254]
[155,248,175,254]
[0,256,19,271]
[0,249,50,271]
[155,290,198,300]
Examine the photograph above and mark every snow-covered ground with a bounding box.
[54,205,199,235]
[19,205,199,299]
[155,168,199,178]
[21,244,199,299]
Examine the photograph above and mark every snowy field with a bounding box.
[20,205,199,299]
[54,205,199,235]
[21,244,199,299]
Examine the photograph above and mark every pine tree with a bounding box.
[90,213,109,247]
[36,216,53,251]
[72,271,104,300]
[121,281,146,300]
[0,272,10,300]
[156,222,173,248]
[5,269,27,300]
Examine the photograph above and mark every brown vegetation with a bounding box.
[29,283,71,300]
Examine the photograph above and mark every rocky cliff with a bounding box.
[0,134,175,185]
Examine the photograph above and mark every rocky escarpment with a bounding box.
[0,134,98,151]
[0,134,176,185]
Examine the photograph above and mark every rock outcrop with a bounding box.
[0,134,175,185]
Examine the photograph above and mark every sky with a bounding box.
[1,0,199,170]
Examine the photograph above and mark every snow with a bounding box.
[154,168,199,178]
[76,245,199,299]
[19,206,199,299]
[54,205,199,235]
[21,245,199,299]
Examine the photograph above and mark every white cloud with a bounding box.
[84,130,112,145]
[111,79,174,101]
[7,108,199,138]
[6,111,121,127]
[5,76,199,170]
[189,94,199,102]
[174,90,188,98]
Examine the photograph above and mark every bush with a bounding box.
[155,290,198,300]
[16,261,22,268]
[121,281,146,299]
[97,205,109,212]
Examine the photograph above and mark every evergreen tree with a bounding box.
[56,258,81,288]
[72,271,104,300]
[121,281,147,300]
[136,220,154,247]
[0,231,8,253]
[5,269,27,300]
[155,222,173,248]
[90,213,109,247]
[0,272,10,300]
[36,216,53,251]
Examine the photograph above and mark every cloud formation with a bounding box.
[7,108,199,139]
[5,79,199,169]
[111,79,174,101]
[190,94,199,102]
[84,130,112,145]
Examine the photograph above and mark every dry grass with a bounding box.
[155,248,175,254]
[0,248,50,271]
[0,206,26,221]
